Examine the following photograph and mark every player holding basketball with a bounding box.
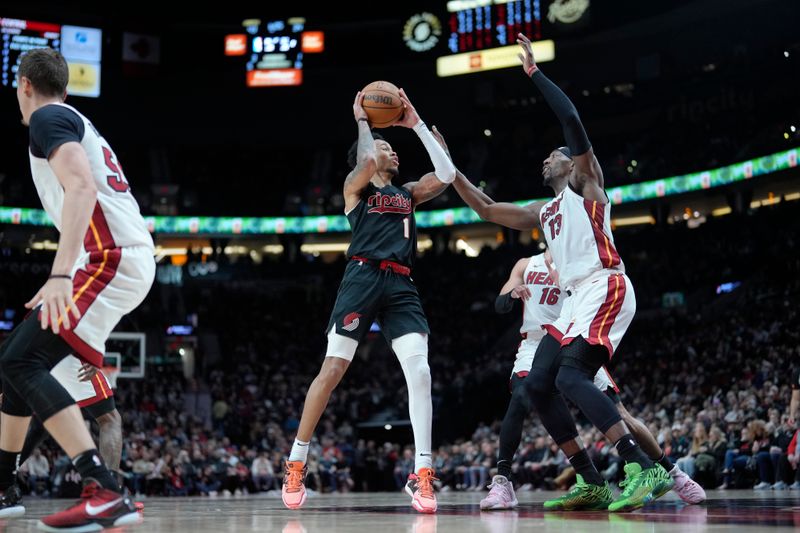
[0,48,153,530]
[282,89,455,514]
[479,253,705,510]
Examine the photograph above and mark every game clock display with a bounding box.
[226,17,318,88]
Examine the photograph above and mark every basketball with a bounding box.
[361,80,404,128]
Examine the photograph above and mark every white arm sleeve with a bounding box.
[413,121,456,184]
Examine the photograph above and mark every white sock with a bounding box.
[289,439,310,464]
[400,355,433,472]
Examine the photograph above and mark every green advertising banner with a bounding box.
[1,147,796,235]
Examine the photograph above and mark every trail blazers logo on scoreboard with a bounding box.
[342,312,362,332]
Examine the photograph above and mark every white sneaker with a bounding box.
[772,481,787,490]
[789,482,800,490]
[753,481,771,490]
[670,468,706,504]
[479,476,518,510]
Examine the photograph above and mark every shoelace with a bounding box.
[417,471,438,498]
[284,465,304,493]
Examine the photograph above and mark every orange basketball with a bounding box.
[361,81,404,128]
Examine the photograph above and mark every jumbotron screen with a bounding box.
[1,16,102,97]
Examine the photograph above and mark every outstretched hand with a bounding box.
[393,88,422,128]
[516,33,538,76]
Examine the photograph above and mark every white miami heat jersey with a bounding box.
[520,254,564,338]
[28,103,153,253]
[539,185,621,290]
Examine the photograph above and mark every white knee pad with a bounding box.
[391,332,428,363]
[325,327,359,361]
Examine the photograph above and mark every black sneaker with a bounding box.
[0,483,25,518]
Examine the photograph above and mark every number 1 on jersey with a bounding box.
[403,217,410,239]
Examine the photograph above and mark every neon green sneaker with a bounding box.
[608,462,673,512]
[543,474,613,511]
[650,464,675,500]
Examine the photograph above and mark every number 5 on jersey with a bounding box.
[102,146,130,193]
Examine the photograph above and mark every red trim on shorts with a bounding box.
[603,365,620,393]
[584,273,626,358]
[77,373,114,407]
[60,329,105,368]
[83,203,117,252]
[543,324,563,342]
[58,249,122,367]
[582,199,620,269]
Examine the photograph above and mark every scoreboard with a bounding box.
[437,0,552,77]
[225,17,323,87]
[447,0,542,54]
[1,16,102,97]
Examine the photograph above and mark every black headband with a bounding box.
[557,146,572,159]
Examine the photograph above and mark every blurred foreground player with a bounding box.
[0,357,125,509]
[0,48,154,531]
[282,89,455,514]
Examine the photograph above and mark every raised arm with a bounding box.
[517,33,604,192]
[343,92,378,210]
[495,257,531,313]
[430,126,542,230]
[395,88,455,206]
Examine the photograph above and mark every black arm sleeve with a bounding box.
[28,105,85,159]
[792,368,800,390]
[530,70,591,157]
[495,292,516,314]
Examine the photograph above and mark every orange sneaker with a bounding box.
[410,468,438,514]
[282,460,308,510]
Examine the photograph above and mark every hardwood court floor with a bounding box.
[2,489,799,532]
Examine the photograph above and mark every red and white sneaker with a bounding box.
[282,461,308,510]
[38,481,141,532]
[406,468,437,514]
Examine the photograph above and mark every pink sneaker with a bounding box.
[407,468,438,513]
[671,468,706,504]
[282,460,308,509]
[480,475,518,510]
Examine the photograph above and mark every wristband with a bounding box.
[49,274,72,280]
[527,64,539,77]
